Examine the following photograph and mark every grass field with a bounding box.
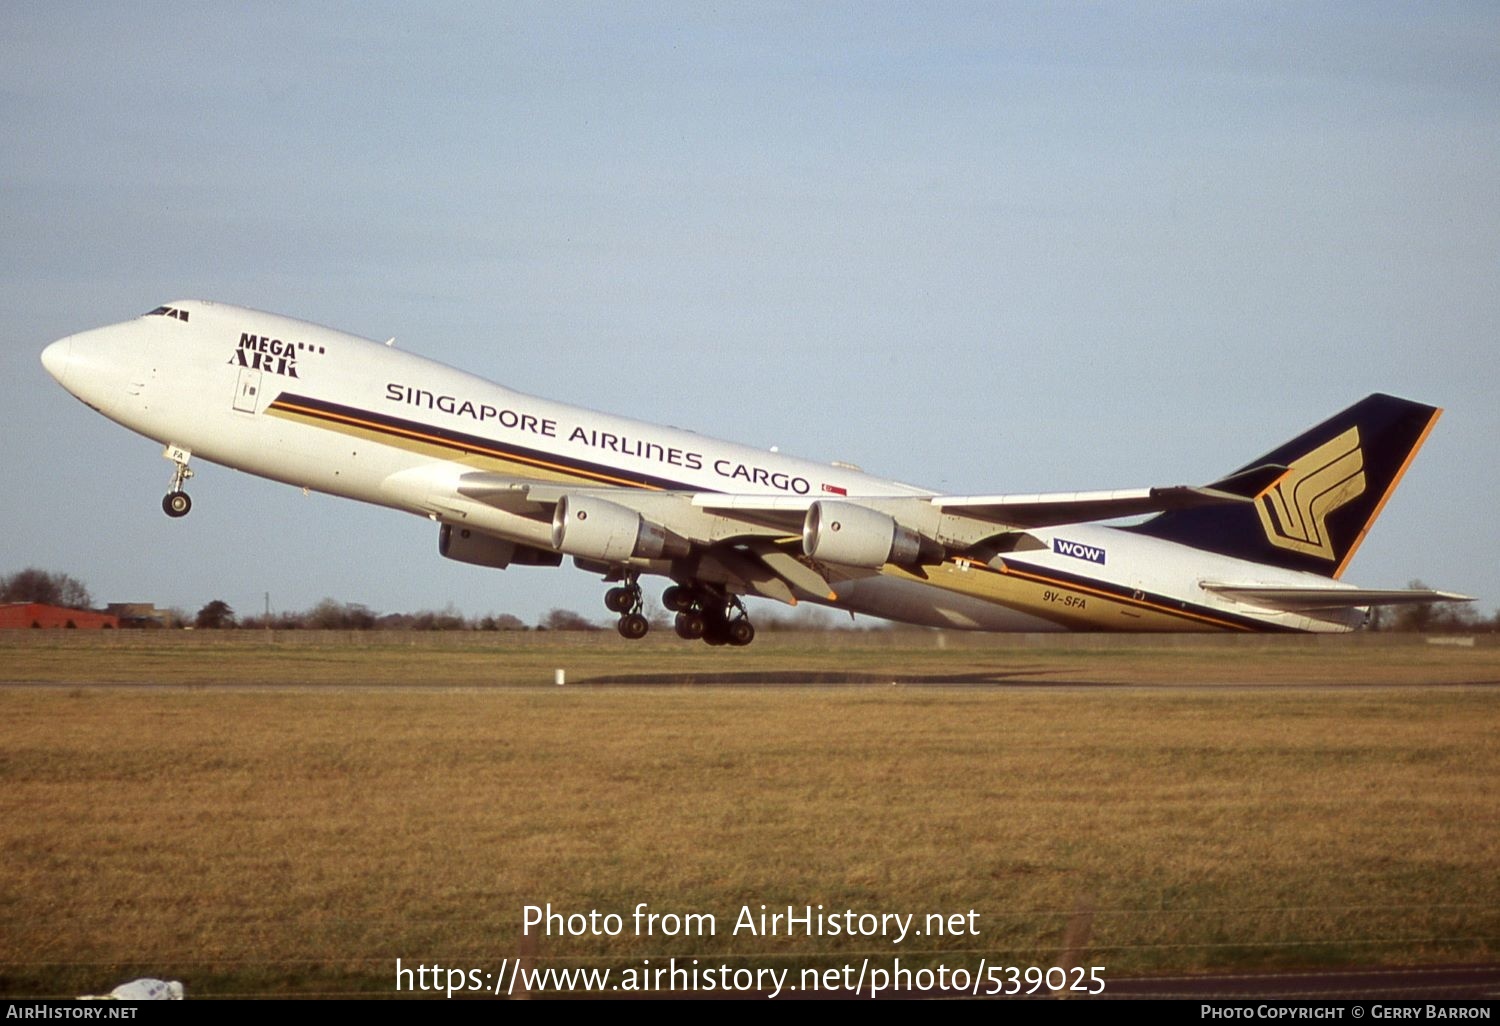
[1,631,1496,998]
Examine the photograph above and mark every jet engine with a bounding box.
[801,500,935,568]
[551,495,690,563]
[439,524,562,568]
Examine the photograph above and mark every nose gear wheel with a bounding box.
[162,449,195,518]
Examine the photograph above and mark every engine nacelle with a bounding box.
[802,500,931,568]
[439,524,562,569]
[551,495,689,563]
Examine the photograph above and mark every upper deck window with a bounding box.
[145,306,190,322]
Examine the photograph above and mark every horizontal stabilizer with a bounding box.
[1202,582,1473,612]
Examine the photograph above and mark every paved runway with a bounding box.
[4,675,1498,690]
[1095,963,1500,1000]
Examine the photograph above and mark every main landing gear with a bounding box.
[662,584,755,647]
[161,446,194,518]
[600,578,757,646]
[604,576,650,641]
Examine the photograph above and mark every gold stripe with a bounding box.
[993,562,1255,631]
[267,398,664,492]
[909,558,1254,632]
[1255,425,1365,561]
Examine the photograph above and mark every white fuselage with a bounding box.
[41,301,1362,634]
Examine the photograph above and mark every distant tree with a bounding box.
[538,608,600,631]
[306,598,377,630]
[1,568,92,609]
[238,611,303,630]
[194,600,236,629]
[407,604,467,631]
[1383,581,1435,632]
[478,614,527,631]
[756,607,844,632]
[306,599,343,629]
[1431,602,1484,632]
[1381,581,1484,632]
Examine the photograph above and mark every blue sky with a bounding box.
[2,3,1496,624]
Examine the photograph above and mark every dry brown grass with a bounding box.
[4,628,1498,686]
[0,632,1496,997]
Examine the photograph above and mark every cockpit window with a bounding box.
[145,306,190,322]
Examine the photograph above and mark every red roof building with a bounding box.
[0,603,119,629]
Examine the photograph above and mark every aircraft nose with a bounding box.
[41,336,72,386]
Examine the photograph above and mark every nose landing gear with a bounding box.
[161,445,194,518]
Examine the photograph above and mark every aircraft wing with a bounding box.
[451,471,855,605]
[930,485,1252,529]
[456,472,1256,539]
[695,485,1254,532]
[1200,583,1474,611]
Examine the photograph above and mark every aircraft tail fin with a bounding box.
[1129,394,1442,578]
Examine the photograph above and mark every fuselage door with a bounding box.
[233,366,262,413]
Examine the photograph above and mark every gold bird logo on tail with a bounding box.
[1256,426,1366,561]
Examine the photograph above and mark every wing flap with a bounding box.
[743,539,840,602]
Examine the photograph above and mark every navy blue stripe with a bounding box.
[269,391,706,492]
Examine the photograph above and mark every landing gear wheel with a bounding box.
[162,491,192,518]
[616,613,649,640]
[662,585,692,612]
[602,574,647,639]
[698,596,754,647]
[674,611,706,640]
[727,619,755,647]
